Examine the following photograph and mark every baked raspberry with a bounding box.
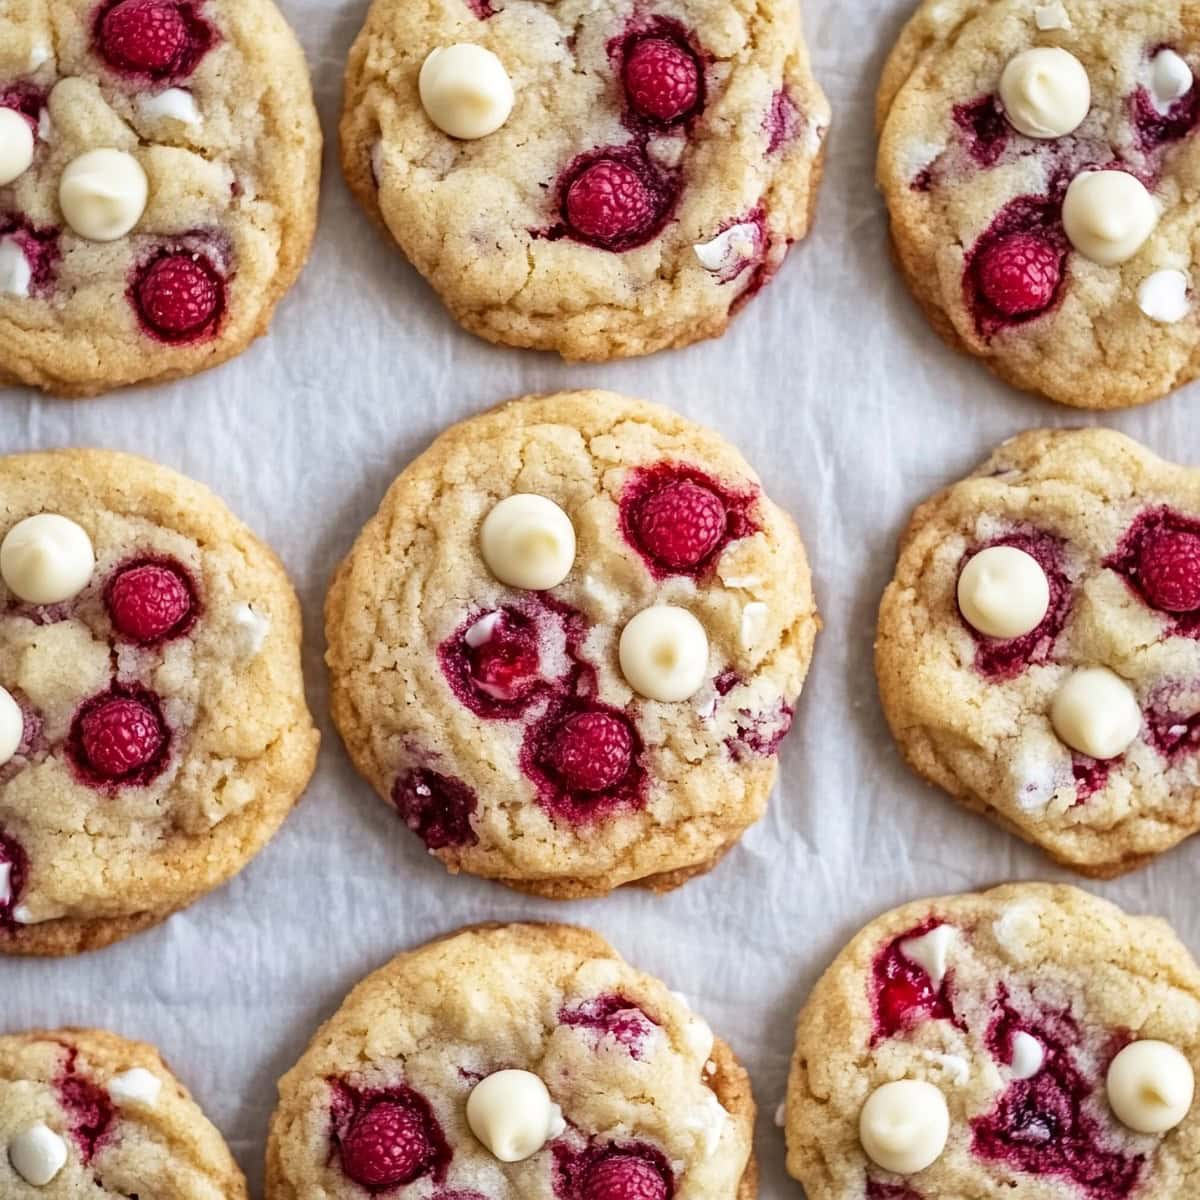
[105,558,197,644]
[68,686,170,787]
[866,1186,921,1200]
[337,1090,448,1189]
[131,251,225,343]
[0,215,61,297]
[954,95,1008,167]
[765,89,801,154]
[0,833,28,930]
[57,1053,115,1162]
[1136,528,1200,612]
[95,0,213,79]
[726,701,793,761]
[546,711,634,793]
[1072,755,1112,802]
[583,1154,671,1200]
[439,607,544,718]
[0,83,47,128]
[871,921,957,1041]
[1147,699,1200,761]
[392,768,478,850]
[1132,81,1200,152]
[622,35,702,124]
[974,234,1062,318]
[560,995,659,1059]
[557,148,676,252]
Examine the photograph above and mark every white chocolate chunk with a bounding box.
[9,1123,68,1186]
[993,901,1043,959]
[139,87,201,127]
[859,1080,949,1175]
[957,545,1050,638]
[683,1090,728,1157]
[0,862,10,906]
[107,1067,162,1107]
[739,602,769,650]
[419,45,514,140]
[899,924,957,989]
[1,514,95,604]
[1063,170,1158,266]
[0,236,31,297]
[1000,47,1090,138]
[231,603,270,658]
[0,685,22,765]
[28,42,51,70]
[1011,1031,1045,1080]
[1107,1041,1194,1133]
[465,611,501,647]
[1034,2,1071,29]
[59,148,148,241]
[619,605,709,702]
[1050,667,1141,760]
[1151,50,1193,114]
[693,223,759,272]
[1138,269,1189,323]
[0,107,34,186]
[466,1070,564,1162]
[481,495,576,591]
[931,1053,970,1086]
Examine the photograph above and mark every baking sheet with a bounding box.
[5,1,1200,1195]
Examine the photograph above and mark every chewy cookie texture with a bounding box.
[786,884,1200,1200]
[267,922,756,1200]
[0,1027,248,1197]
[878,0,1200,409]
[0,0,321,396]
[340,0,829,360]
[877,428,1200,878]
[326,390,819,898]
[0,448,319,956]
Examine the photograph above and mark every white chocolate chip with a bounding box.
[107,1067,162,1107]
[232,603,270,658]
[9,1123,68,1186]
[859,1080,949,1175]
[1,514,95,604]
[1151,50,1193,114]
[957,545,1050,639]
[1000,47,1090,139]
[0,237,31,297]
[36,110,51,144]
[693,223,759,273]
[1050,667,1141,760]
[0,686,21,765]
[59,148,148,242]
[480,494,576,591]
[739,602,769,650]
[1107,1041,1195,1133]
[993,902,1043,961]
[28,42,51,70]
[899,924,957,989]
[1011,1032,1045,1080]
[929,1053,970,1086]
[138,87,201,127]
[419,44,514,140]
[1034,2,1071,29]
[0,108,34,187]
[683,1090,728,1157]
[12,904,39,924]
[1138,269,1189,323]
[619,605,709,702]
[1063,170,1158,266]
[466,1070,564,1162]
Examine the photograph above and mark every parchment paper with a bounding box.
[6,2,1200,1195]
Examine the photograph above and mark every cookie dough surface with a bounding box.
[0,449,319,955]
[0,0,321,396]
[786,883,1200,1200]
[325,390,819,898]
[877,428,1200,877]
[267,922,756,1200]
[878,0,1200,409]
[340,0,828,361]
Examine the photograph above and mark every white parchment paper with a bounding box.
[5,2,1200,1195]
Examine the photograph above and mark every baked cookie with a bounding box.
[875,427,1200,878]
[325,390,819,898]
[0,0,320,396]
[0,448,319,955]
[0,1026,247,1197]
[339,0,829,361]
[878,0,1200,409]
[785,883,1200,1200]
[267,922,756,1200]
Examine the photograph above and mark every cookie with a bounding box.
[876,427,1200,878]
[0,1026,247,1197]
[0,0,321,396]
[877,0,1200,409]
[266,922,756,1200]
[0,448,319,955]
[339,0,829,361]
[785,883,1200,1200]
[325,390,819,898]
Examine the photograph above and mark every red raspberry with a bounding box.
[98,0,189,75]
[133,252,223,342]
[469,622,540,702]
[393,769,478,850]
[564,159,657,249]
[340,1099,434,1189]
[547,711,634,792]
[633,480,727,570]
[106,561,194,644]
[974,233,1061,318]
[622,36,701,124]
[1137,528,1200,612]
[584,1154,671,1200]
[78,695,166,780]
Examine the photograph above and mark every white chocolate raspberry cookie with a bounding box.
[878,0,1200,409]
[0,0,320,396]
[876,428,1200,878]
[339,0,829,361]
[325,391,819,898]
[785,884,1200,1200]
[0,448,319,955]
[266,923,756,1200]
[0,1027,247,1197]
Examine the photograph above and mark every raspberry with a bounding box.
[632,480,727,570]
[73,691,167,783]
[132,252,223,342]
[340,1099,434,1189]
[564,158,657,249]
[583,1154,671,1200]
[105,560,195,644]
[547,711,634,793]
[393,769,478,850]
[1137,528,1200,612]
[97,0,189,75]
[0,833,27,926]
[468,621,540,702]
[622,36,701,124]
[974,233,1062,318]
